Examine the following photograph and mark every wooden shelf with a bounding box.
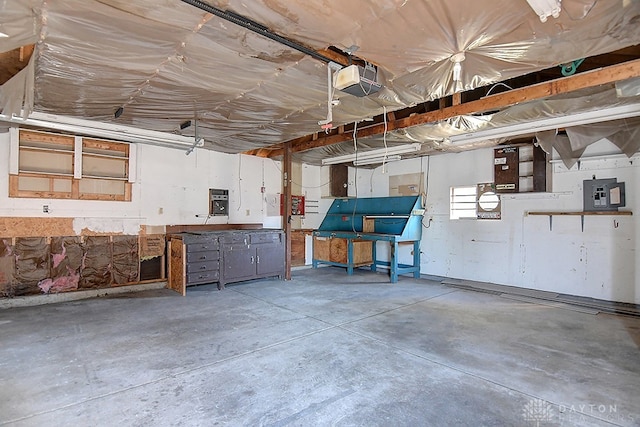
[82,174,128,181]
[364,215,411,219]
[527,211,632,216]
[21,145,74,154]
[18,169,74,177]
[526,211,632,231]
[83,152,128,160]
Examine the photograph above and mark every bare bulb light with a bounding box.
[526,0,562,22]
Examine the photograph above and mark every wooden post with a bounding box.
[283,141,292,280]
[452,91,462,106]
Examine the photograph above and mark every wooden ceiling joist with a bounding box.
[0,44,35,85]
[251,58,640,159]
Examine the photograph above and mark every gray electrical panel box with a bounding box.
[583,178,625,212]
[209,188,229,216]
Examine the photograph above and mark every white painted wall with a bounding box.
[349,141,639,304]
[4,125,636,304]
[301,163,333,231]
[0,129,284,233]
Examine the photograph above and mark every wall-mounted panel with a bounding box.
[494,147,519,193]
[330,165,348,197]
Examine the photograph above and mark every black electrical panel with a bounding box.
[209,188,229,216]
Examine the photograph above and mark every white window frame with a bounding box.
[450,185,477,220]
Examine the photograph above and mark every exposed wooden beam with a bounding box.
[255,58,640,159]
[0,44,35,85]
[244,145,282,157]
[282,141,292,280]
[316,48,351,67]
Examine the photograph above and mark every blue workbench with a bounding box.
[312,196,425,283]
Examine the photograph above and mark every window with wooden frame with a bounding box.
[9,129,133,201]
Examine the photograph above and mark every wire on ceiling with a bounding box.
[351,120,359,233]
[486,82,513,96]
[381,106,389,173]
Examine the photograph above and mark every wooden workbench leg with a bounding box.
[347,239,354,275]
[390,242,399,283]
[413,240,421,279]
[371,240,377,272]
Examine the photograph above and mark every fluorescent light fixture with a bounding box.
[322,143,421,165]
[447,103,640,146]
[526,0,562,22]
[353,155,401,166]
[0,111,204,151]
[0,31,9,38]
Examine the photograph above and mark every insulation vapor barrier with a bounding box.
[0,0,639,155]
[0,239,15,297]
[0,236,148,297]
[14,237,49,296]
[80,236,112,290]
[41,237,83,294]
[112,236,139,285]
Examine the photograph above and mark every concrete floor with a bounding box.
[1,267,639,427]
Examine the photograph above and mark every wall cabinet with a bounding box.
[10,129,133,201]
[494,143,547,193]
[168,230,284,294]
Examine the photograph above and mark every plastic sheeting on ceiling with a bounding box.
[0,0,640,157]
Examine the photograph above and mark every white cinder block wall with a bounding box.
[350,141,639,304]
[136,147,285,228]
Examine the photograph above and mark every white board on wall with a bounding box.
[265,193,280,217]
[389,172,423,196]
